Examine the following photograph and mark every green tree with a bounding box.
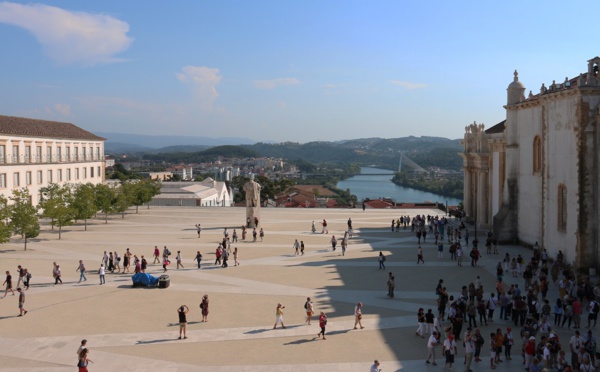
[95,184,117,224]
[9,188,40,250]
[39,183,75,239]
[71,183,98,231]
[0,195,13,244]
[129,179,161,213]
[113,183,133,218]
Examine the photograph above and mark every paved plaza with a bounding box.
[0,207,572,371]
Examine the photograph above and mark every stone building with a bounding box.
[461,57,600,269]
[0,115,105,205]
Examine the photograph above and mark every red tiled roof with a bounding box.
[0,115,105,141]
[364,199,395,209]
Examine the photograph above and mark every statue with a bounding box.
[244,175,261,208]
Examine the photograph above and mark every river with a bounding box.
[336,167,462,206]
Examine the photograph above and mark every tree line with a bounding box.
[0,179,161,250]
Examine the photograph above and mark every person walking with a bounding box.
[259,228,264,242]
[98,264,105,285]
[443,334,457,371]
[330,235,337,251]
[370,360,381,372]
[305,297,314,325]
[153,246,160,264]
[233,247,239,266]
[387,272,395,298]
[293,239,300,255]
[417,246,425,264]
[77,348,93,372]
[17,287,27,316]
[176,251,184,269]
[416,308,426,338]
[195,223,201,238]
[354,302,365,329]
[273,303,286,329]
[317,311,327,340]
[76,260,87,283]
[300,241,305,255]
[177,305,189,339]
[200,294,209,322]
[3,271,14,297]
[16,265,25,289]
[53,264,62,285]
[378,252,386,270]
[464,327,475,371]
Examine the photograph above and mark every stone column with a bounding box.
[464,169,472,218]
[477,170,488,229]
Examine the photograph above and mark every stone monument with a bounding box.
[244,174,261,228]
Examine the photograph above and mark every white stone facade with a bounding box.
[462,58,600,269]
[0,116,105,205]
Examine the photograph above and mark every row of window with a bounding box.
[0,143,103,164]
[0,166,102,188]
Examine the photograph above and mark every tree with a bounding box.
[9,188,40,250]
[113,183,133,218]
[0,195,13,244]
[95,184,117,224]
[39,183,75,240]
[72,183,98,231]
[129,179,161,213]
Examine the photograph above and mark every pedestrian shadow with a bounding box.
[244,325,303,334]
[136,338,176,344]
[166,321,202,327]
[283,337,318,345]
[325,329,351,336]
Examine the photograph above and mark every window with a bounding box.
[12,145,19,163]
[13,172,20,187]
[46,146,52,162]
[83,167,87,178]
[96,147,101,160]
[57,169,62,182]
[74,147,79,161]
[37,171,42,184]
[75,168,79,180]
[57,147,62,162]
[36,146,42,162]
[82,147,86,161]
[97,166,101,177]
[0,145,4,164]
[25,146,31,163]
[66,168,71,181]
[90,166,94,178]
[47,170,53,183]
[558,184,567,231]
[26,171,32,185]
[533,136,542,174]
[89,146,93,160]
[0,173,6,188]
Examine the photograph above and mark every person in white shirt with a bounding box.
[443,334,457,370]
[425,331,440,366]
[98,264,105,285]
[571,330,584,368]
[370,360,381,372]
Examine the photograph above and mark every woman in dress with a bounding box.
[200,294,209,322]
[273,303,286,329]
[233,247,239,266]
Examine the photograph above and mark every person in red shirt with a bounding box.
[317,311,328,340]
[524,336,536,369]
[573,298,583,329]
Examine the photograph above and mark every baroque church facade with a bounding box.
[461,57,600,270]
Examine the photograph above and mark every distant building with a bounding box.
[149,178,232,207]
[166,165,193,180]
[105,156,115,168]
[0,115,105,205]
[461,57,600,269]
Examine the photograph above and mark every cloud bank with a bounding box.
[0,2,133,65]
[390,80,428,89]
[254,78,300,90]
[176,66,222,110]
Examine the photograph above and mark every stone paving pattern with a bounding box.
[0,207,571,371]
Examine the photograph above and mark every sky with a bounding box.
[0,1,597,143]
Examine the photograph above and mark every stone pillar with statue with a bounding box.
[244,175,262,228]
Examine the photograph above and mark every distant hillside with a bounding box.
[143,145,260,163]
[135,136,463,171]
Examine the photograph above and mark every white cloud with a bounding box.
[176,66,222,110]
[54,103,71,116]
[390,80,428,89]
[0,2,133,65]
[254,78,300,90]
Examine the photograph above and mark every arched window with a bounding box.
[533,136,542,174]
[557,184,567,231]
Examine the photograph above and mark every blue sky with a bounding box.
[0,1,596,143]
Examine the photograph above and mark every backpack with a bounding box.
[304,301,308,310]
[593,301,600,313]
